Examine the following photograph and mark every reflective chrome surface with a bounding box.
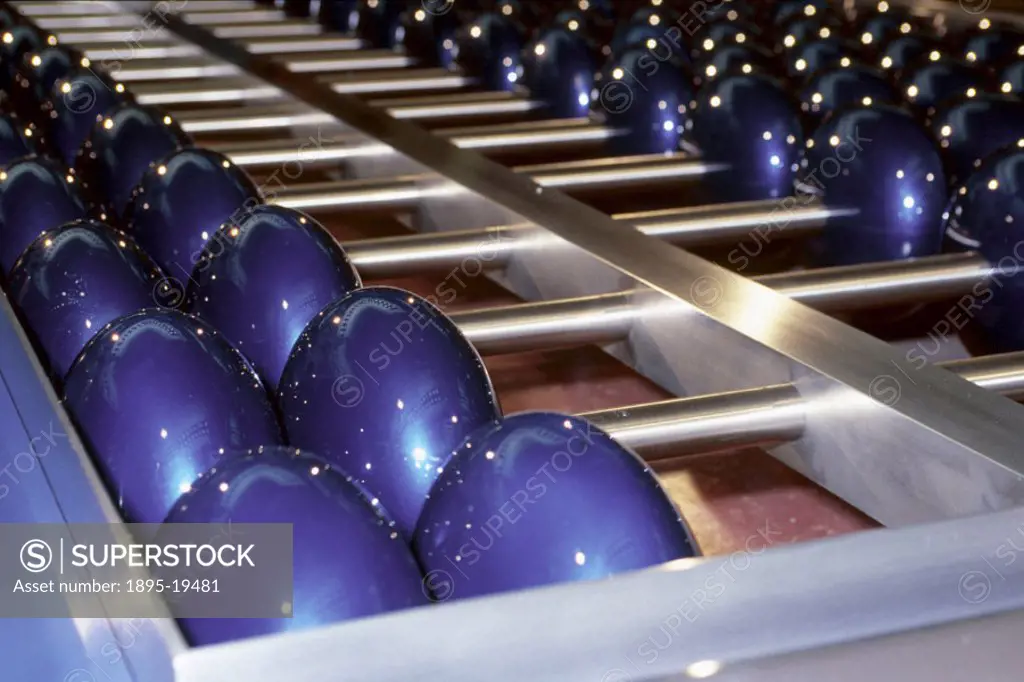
[131,70,473,106]
[217,120,617,169]
[265,155,712,208]
[177,93,544,133]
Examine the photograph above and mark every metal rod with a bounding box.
[178,93,543,132]
[341,199,841,278]
[220,119,615,168]
[270,154,713,209]
[131,69,472,105]
[83,35,365,60]
[55,22,325,44]
[17,0,257,14]
[114,52,416,81]
[447,252,991,355]
[34,10,287,29]
[586,351,1024,456]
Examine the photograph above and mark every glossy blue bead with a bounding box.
[929,94,1024,187]
[123,148,262,281]
[0,6,18,30]
[521,27,595,119]
[901,57,988,111]
[788,38,861,80]
[278,286,500,540]
[352,0,403,48]
[692,73,803,201]
[855,11,924,46]
[413,412,698,601]
[44,67,128,165]
[799,64,899,123]
[187,206,361,392]
[698,43,778,83]
[777,14,843,53]
[877,34,940,71]
[0,25,44,90]
[998,58,1023,97]
[10,46,75,122]
[165,446,428,647]
[495,0,548,29]
[7,220,162,378]
[705,0,758,23]
[0,155,88,275]
[552,7,612,58]
[74,103,190,221]
[0,111,36,166]
[772,0,833,24]
[318,0,358,32]
[609,7,681,59]
[943,146,1024,351]
[962,24,1024,66]
[800,104,947,266]
[455,14,524,92]
[698,19,763,56]
[593,47,693,156]
[63,308,283,523]
[398,4,458,68]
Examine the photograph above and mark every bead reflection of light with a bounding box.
[686,660,722,679]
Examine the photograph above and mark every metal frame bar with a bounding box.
[6,0,1024,679]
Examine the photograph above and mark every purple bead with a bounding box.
[42,67,128,166]
[698,43,779,83]
[62,308,283,524]
[0,110,37,166]
[165,446,428,647]
[929,94,1024,187]
[123,148,262,281]
[943,146,1024,352]
[186,205,361,393]
[877,34,941,72]
[9,46,76,124]
[8,220,163,379]
[278,286,500,540]
[398,4,458,69]
[413,412,698,601]
[799,64,899,124]
[75,103,191,222]
[521,27,595,119]
[961,22,1024,66]
[593,46,694,156]
[455,13,524,92]
[0,24,44,91]
[800,103,946,266]
[771,0,834,25]
[0,155,89,275]
[998,58,1023,96]
[352,0,403,48]
[854,10,929,48]
[318,0,358,32]
[775,14,843,54]
[900,56,990,112]
[609,7,683,59]
[692,73,803,201]
[787,37,862,81]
